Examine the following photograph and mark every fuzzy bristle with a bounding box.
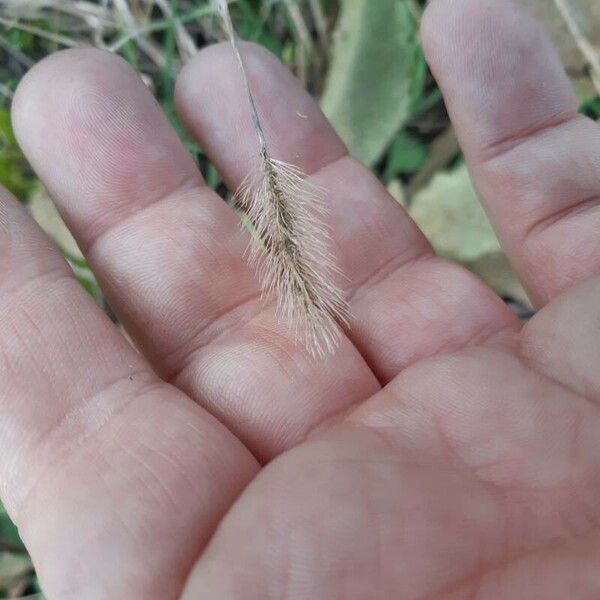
[236,157,349,357]
[215,0,349,357]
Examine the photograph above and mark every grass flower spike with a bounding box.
[214,0,349,358]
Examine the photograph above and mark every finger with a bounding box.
[12,48,380,462]
[422,0,600,306]
[520,276,600,404]
[175,42,518,381]
[11,49,257,357]
[0,189,256,598]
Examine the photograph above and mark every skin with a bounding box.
[2,0,600,597]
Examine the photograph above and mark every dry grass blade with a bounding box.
[0,81,14,99]
[282,0,313,83]
[214,0,349,357]
[308,0,329,50]
[0,35,34,68]
[553,0,600,93]
[0,15,80,47]
[113,0,167,67]
[153,0,197,61]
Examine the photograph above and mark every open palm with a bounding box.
[2,0,600,598]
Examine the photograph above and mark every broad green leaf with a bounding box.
[410,163,501,262]
[321,0,419,166]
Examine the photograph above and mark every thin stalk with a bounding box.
[215,0,267,156]
[553,0,600,93]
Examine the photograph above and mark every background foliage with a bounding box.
[0,0,598,597]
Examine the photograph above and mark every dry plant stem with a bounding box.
[0,81,14,100]
[406,128,460,199]
[0,0,194,63]
[214,0,267,154]
[154,0,197,61]
[113,0,167,67]
[50,1,113,26]
[0,540,28,555]
[0,0,111,24]
[214,0,348,357]
[0,35,34,68]
[0,15,80,47]
[283,0,314,84]
[1,0,115,49]
[282,0,314,53]
[308,0,329,50]
[553,0,600,93]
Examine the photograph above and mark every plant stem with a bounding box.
[553,0,600,93]
[214,0,268,158]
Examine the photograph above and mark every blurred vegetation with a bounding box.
[0,0,599,597]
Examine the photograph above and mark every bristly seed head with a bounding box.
[215,0,349,357]
[236,157,349,358]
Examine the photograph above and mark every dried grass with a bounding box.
[237,158,348,357]
[0,0,217,71]
[215,0,348,357]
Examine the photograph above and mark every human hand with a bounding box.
[2,0,600,598]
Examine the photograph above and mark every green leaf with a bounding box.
[321,0,420,166]
[235,0,283,57]
[582,95,600,120]
[410,163,501,262]
[409,163,531,306]
[384,130,428,181]
[0,503,23,550]
[0,109,36,200]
